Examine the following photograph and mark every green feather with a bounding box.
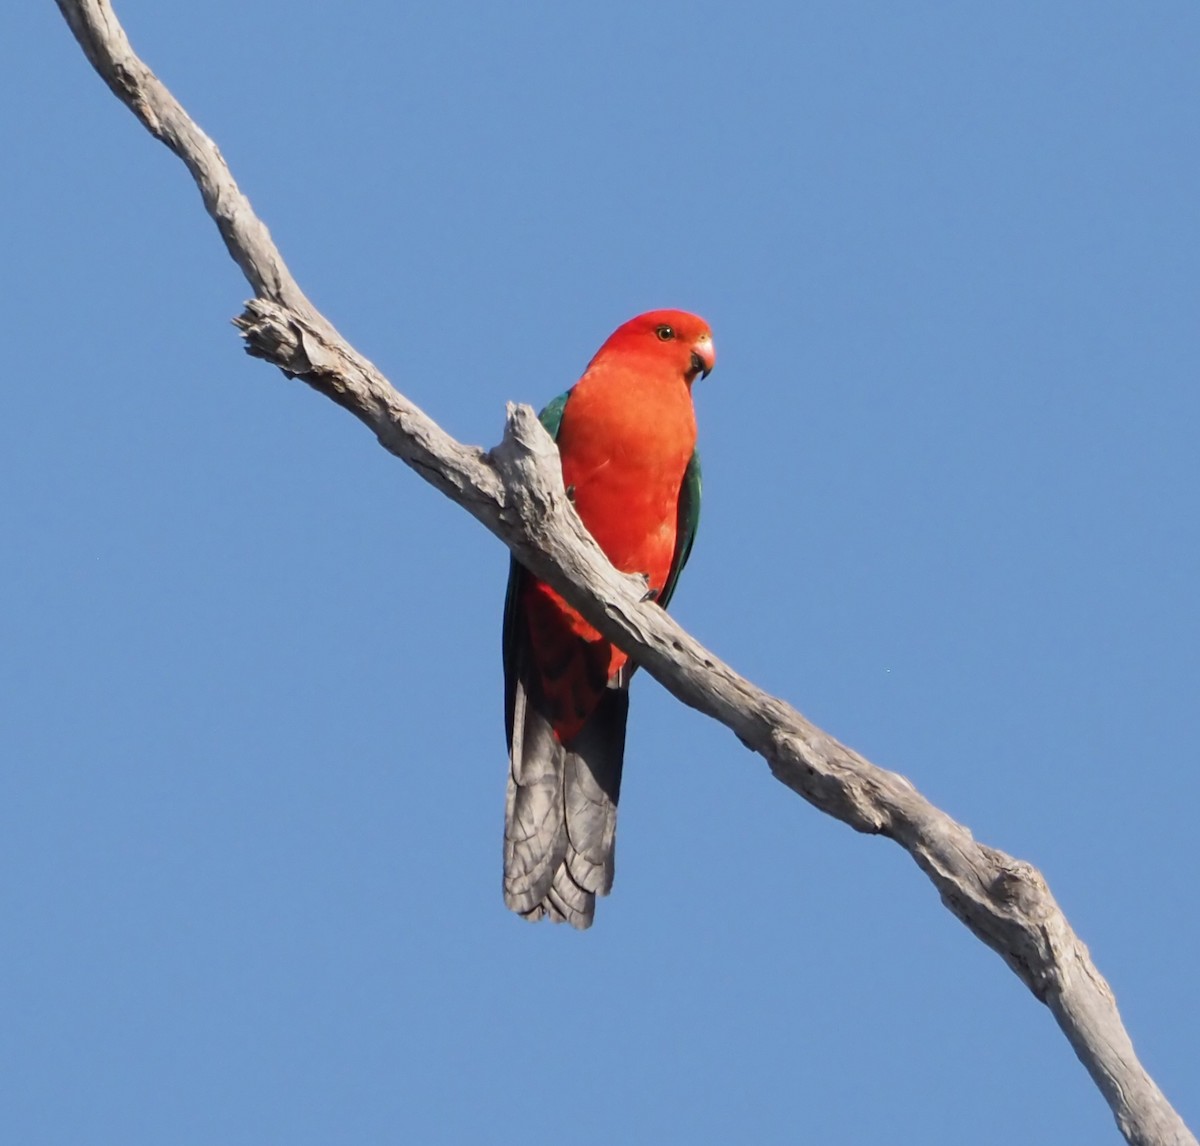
[536,391,569,439]
[659,450,702,611]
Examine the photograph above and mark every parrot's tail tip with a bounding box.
[504,877,598,931]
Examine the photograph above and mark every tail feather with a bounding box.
[545,866,594,928]
[504,675,628,930]
[503,681,568,916]
[562,689,627,895]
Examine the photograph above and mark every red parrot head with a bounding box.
[587,309,715,385]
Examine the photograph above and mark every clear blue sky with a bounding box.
[5,2,1197,1142]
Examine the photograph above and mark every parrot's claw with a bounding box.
[565,484,576,502]
[638,575,659,603]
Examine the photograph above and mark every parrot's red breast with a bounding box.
[520,310,714,742]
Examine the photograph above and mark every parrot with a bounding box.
[502,309,714,929]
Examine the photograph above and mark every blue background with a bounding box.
[5,2,1197,1142]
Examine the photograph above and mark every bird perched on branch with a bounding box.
[502,309,714,928]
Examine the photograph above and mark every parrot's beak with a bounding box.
[690,336,715,380]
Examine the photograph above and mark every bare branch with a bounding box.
[54,3,1195,1144]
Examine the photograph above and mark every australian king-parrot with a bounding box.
[502,309,714,928]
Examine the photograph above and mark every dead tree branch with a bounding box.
[53,3,1195,1143]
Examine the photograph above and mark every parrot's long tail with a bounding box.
[503,677,628,930]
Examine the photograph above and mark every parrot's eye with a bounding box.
[655,324,676,341]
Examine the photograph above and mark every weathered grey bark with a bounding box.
[54,3,1195,1144]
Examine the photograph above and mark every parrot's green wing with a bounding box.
[658,449,702,611]
[502,392,569,748]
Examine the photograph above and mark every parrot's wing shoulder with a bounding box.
[537,390,570,439]
[659,449,701,611]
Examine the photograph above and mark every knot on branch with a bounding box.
[989,855,1047,915]
[234,298,309,375]
[233,298,357,412]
